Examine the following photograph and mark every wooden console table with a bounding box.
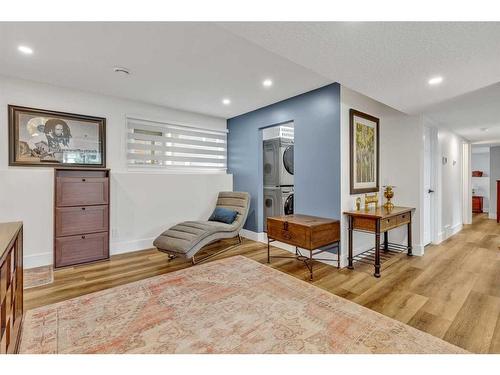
[344,206,415,278]
[266,214,340,281]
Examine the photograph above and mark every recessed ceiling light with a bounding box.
[262,79,273,88]
[222,98,231,105]
[113,66,130,75]
[428,76,443,85]
[18,45,33,55]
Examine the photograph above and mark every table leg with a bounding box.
[374,220,381,278]
[309,249,313,281]
[348,216,354,269]
[267,237,271,263]
[337,242,340,269]
[383,231,388,252]
[407,219,413,256]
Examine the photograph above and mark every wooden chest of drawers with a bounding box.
[54,168,110,268]
[267,215,340,250]
[0,222,23,354]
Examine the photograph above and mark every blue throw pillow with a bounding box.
[209,207,238,224]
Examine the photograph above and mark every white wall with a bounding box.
[435,127,466,241]
[471,149,490,212]
[340,86,425,265]
[0,75,232,268]
[489,146,500,220]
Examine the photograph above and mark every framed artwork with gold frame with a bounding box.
[8,105,106,168]
[350,109,379,195]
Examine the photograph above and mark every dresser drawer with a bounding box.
[55,232,109,268]
[397,212,411,225]
[55,205,109,237]
[56,177,109,207]
[267,219,309,248]
[380,216,398,231]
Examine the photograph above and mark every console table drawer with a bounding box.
[380,216,398,231]
[56,177,109,207]
[352,217,376,232]
[55,232,109,268]
[397,212,411,225]
[55,205,109,237]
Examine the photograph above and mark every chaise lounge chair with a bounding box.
[153,191,250,264]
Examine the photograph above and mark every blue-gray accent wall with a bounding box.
[227,83,341,232]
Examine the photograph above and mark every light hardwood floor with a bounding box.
[24,213,500,353]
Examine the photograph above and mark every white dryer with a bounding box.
[263,137,294,187]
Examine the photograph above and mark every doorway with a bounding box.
[262,121,294,231]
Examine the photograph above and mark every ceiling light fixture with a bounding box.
[262,79,273,88]
[113,66,130,75]
[18,45,33,55]
[222,98,231,105]
[428,76,443,85]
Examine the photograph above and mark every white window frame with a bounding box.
[126,116,228,174]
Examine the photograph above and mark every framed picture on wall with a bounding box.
[350,109,379,194]
[8,105,106,168]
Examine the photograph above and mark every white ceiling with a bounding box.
[425,82,500,144]
[220,22,500,115]
[0,22,328,118]
[1,22,500,126]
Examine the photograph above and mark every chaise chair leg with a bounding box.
[167,254,177,262]
[191,234,243,266]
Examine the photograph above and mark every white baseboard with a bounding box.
[435,231,444,244]
[24,251,52,269]
[412,244,424,256]
[489,212,496,220]
[451,223,463,236]
[435,223,463,244]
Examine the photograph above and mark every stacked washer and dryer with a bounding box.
[263,124,294,231]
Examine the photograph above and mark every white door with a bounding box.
[423,126,434,245]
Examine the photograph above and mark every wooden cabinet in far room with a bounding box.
[472,196,484,213]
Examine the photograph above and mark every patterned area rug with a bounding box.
[24,265,53,289]
[20,256,466,354]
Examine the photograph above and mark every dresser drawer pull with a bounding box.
[82,178,86,182]
[81,235,86,239]
[81,207,86,211]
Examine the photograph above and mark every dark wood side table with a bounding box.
[472,196,483,213]
[344,206,415,278]
[266,214,340,280]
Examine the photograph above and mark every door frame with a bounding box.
[462,142,472,225]
[423,126,439,246]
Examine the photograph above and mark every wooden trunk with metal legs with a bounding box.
[344,206,415,278]
[266,214,341,281]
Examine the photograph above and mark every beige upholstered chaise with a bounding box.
[153,191,250,264]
